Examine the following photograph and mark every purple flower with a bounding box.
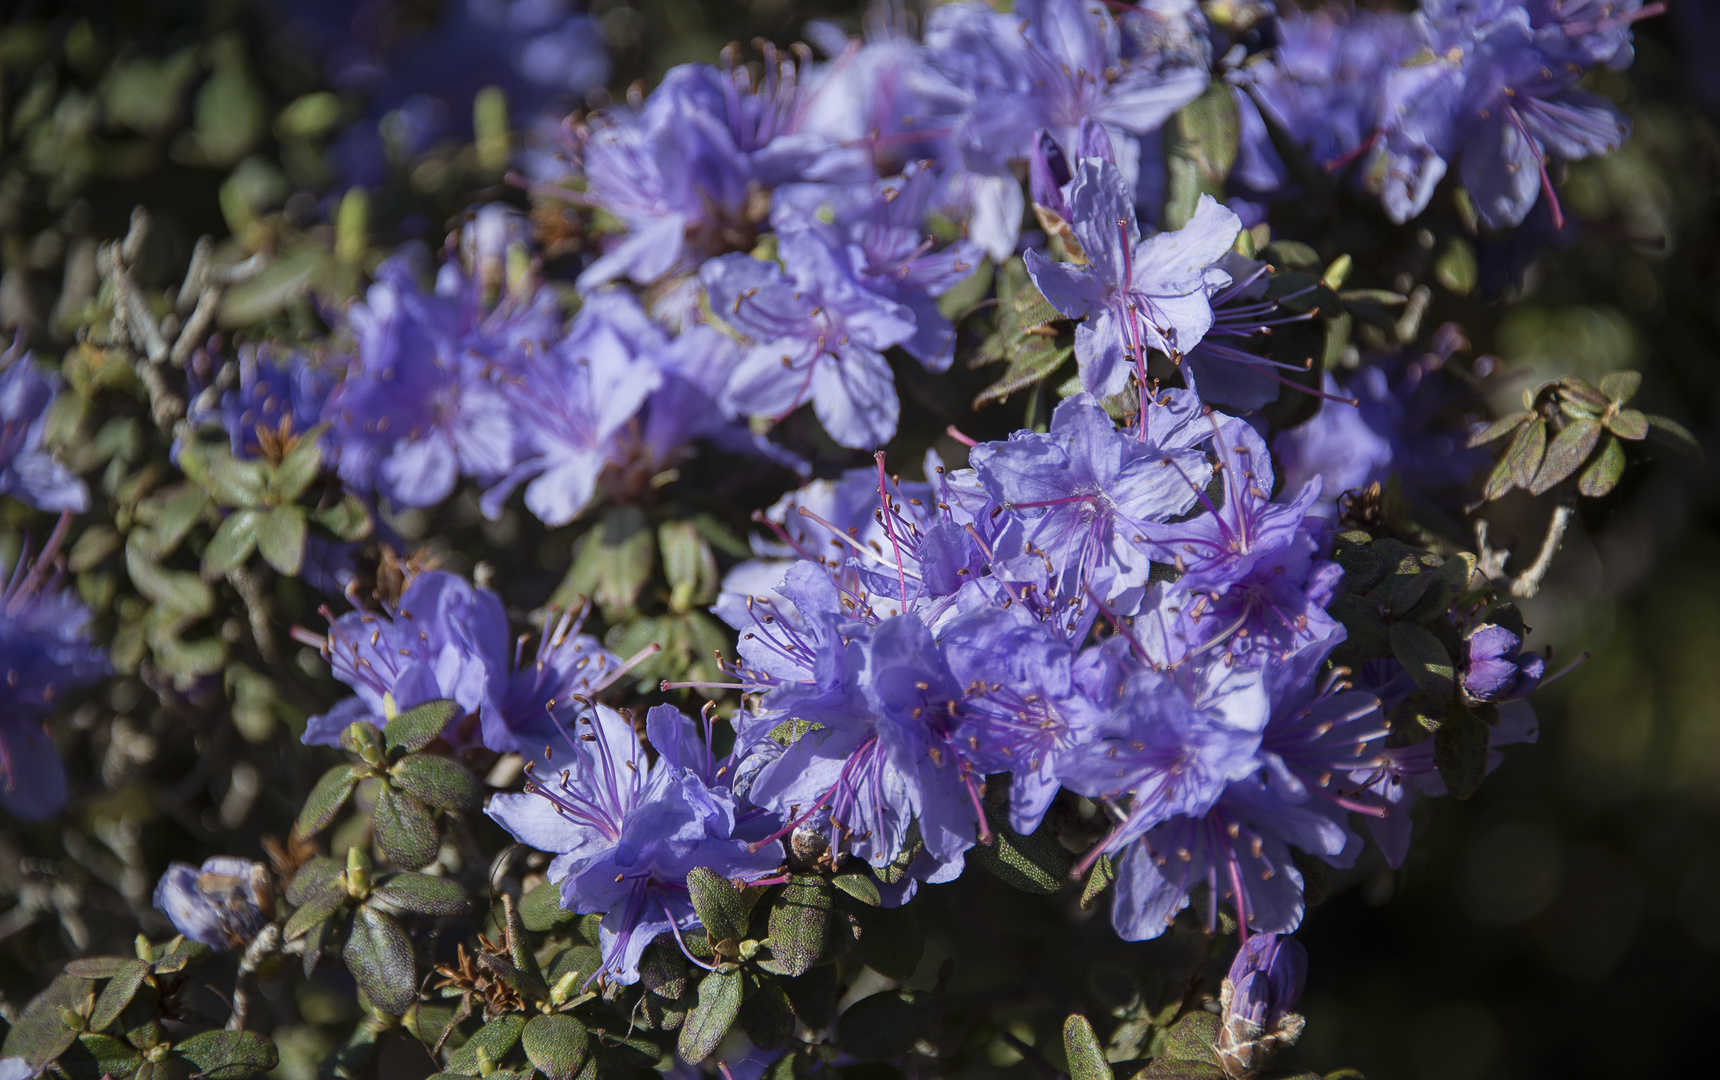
[303,570,623,757]
[0,350,88,514]
[1026,159,1240,397]
[1180,255,1323,413]
[702,232,918,450]
[0,519,107,822]
[924,0,1208,185]
[205,344,337,462]
[969,391,1212,620]
[487,704,782,983]
[1462,623,1546,703]
[152,856,274,951]
[1217,933,1308,1077]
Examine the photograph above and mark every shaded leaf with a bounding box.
[1389,621,1456,705]
[88,960,150,1032]
[1080,854,1116,910]
[638,935,690,1000]
[1646,415,1701,459]
[449,1014,527,1075]
[1529,417,1602,495]
[782,965,838,1031]
[522,1015,589,1080]
[738,976,796,1052]
[256,505,307,575]
[520,880,576,932]
[283,886,347,942]
[850,901,925,982]
[832,873,880,907]
[1466,411,1532,449]
[972,787,1073,894]
[369,872,467,918]
[1485,418,1547,501]
[172,1030,279,1080]
[203,509,261,576]
[1598,370,1641,404]
[1435,704,1490,800]
[273,436,324,502]
[836,989,937,1063]
[375,788,440,870]
[1160,1012,1221,1062]
[1579,434,1626,498]
[1400,553,1477,624]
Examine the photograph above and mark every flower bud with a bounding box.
[151,856,274,952]
[1217,933,1307,1078]
[1461,624,1545,703]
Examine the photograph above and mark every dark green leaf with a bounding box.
[172,1030,279,1080]
[1160,1012,1221,1063]
[203,509,262,576]
[1134,1062,1226,1080]
[522,1015,589,1080]
[659,521,719,614]
[391,753,482,813]
[1646,415,1702,459]
[678,968,743,1064]
[543,944,604,991]
[1486,418,1547,501]
[971,788,1074,894]
[207,455,268,508]
[974,343,1074,409]
[296,763,360,838]
[832,873,880,907]
[1432,236,1477,295]
[375,787,440,870]
[383,699,458,754]
[685,866,749,950]
[283,886,347,942]
[1327,595,1390,664]
[594,506,655,617]
[639,935,690,1000]
[369,872,467,918]
[88,960,149,1032]
[343,907,418,1016]
[315,493,374,540]
[1555,376,1610,410]
[286,856,344,906]
[1,972,85,1068]
[1400,553,1478,624]
[937,260,994,322]
[763,876,834,976]
[1579,434,1626,498]
[782,965,838,1031]
[1435,704,1490,800]
[520,880,576,932]
[1390,621,1456,705]
[1598,370,1641,404]
[449,1014,526,1075]
[739,976,796,1052]
[125,536,214,617]
[850,902,925,982]
[1063,1014,1113,1080]
[1530,416,1602,495]
[62,1033,142,1079]
[62,957,134,979]
[836,989,936,1063]
[256,504,307,575]
[149,937,210,975]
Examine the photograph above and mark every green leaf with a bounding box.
[1389,621,1456,704]
[62,957,134,979]
[763,876,834,976]
[344,907,418,1015]
[1327,595,1390,664]
[449,1014,527,1075]
[836,989,936,1063]
[315,493,373,540]
[286,856,344,906]
[283,886,347,942]
[849,901,925,982]
[273,436,324,502]
[781,966,838,1031]
[296,763,361,838]
[522,1015,589,1080]
[383,699,457,754]
[125,536,214,617]
[1579,434,1626,498]
[374,787,440,870]
[832,873,881,907]
[1530,416,1602,495]
[1,973,86,1068]
[678,968,743,1064]
[639,935,691,1000]
[595,506,655,618]
[143,485,211,559]
[1598,370,1641,404]
[87,960,149,1032]
[974,343,1074,410]
[1063,1014,1113,1080]
[369,873,467,917]
[738,976,796,1052]
[971,787,1073,894]
[207,455,269,508]
[1080,853,1116,910]
[172,1030,279,1080]
[659,521,719,614]
[62,1033,142,1080]
[1467,411,1533,448]
[685,867,749,950]
[1435,704,1491,800]
[256,505,307,575]
[937,260,994,322]
[391,754,481,813]
[1605,408,1648,441]
[203,509,262,576]
[520,881,576,932]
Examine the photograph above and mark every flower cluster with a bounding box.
[1235,0,1656,228]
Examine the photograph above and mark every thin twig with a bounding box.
[227,564,279,664]
[227,923,280,1031]
[1473,487,1578,600]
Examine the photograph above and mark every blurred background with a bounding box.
[1,2,1717,1079]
